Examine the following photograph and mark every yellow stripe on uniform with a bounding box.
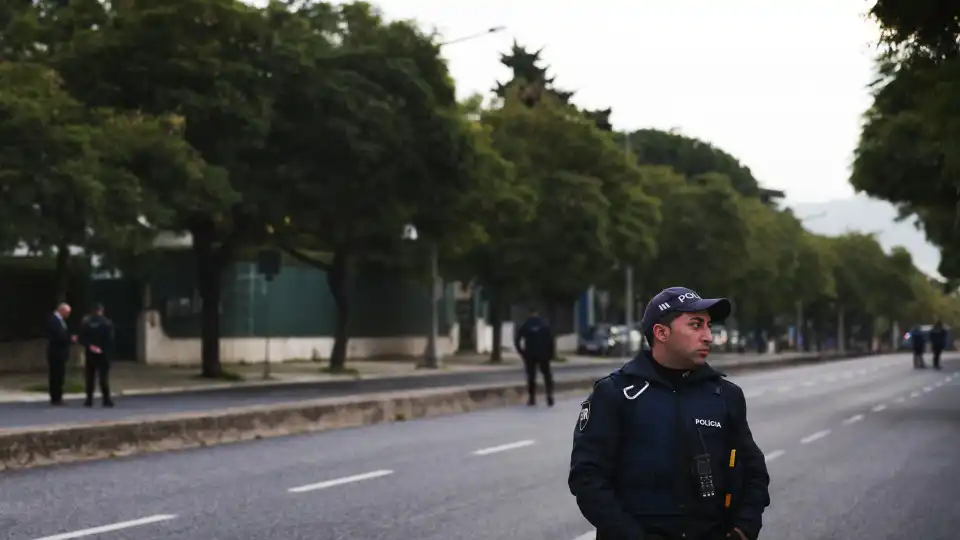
[728,449,737,468]
[724,493,732,508]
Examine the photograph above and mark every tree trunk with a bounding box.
[54,240,69,304]
[326,248,352,373]
[192,222,223,378]
[488,286,504,364]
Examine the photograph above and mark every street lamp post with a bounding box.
[403,224,442,369]
[394,26,505,368]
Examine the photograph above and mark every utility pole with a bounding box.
[422,242,441,369]
[623,131,635,352]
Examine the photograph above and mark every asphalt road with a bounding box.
[1,352,958,540]
[0,352,813,430]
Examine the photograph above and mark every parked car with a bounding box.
[577,324,639,356]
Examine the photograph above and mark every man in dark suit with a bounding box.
[46,302,75,405]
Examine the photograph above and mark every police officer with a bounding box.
[514,307,556,407]
[78,303,115,407]
[569,287,770,540]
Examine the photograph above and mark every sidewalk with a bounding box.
[0,350,833,404]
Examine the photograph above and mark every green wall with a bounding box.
[147,250,455,339]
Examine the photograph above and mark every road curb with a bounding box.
[0,350,866,472]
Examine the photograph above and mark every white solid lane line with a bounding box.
[288,469,394,493]
[29,514,177,540]
[472,439,536,456]
[572,532,596,540]
[871,404,887,412]
[800,430,831,444]
[841,414,864,426]
[764,450,786,462]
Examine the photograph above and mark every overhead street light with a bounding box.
[439,26,506,47]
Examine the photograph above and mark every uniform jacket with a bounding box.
[568,351,770,540]
[79,314,115,357]
[514,316,556,361]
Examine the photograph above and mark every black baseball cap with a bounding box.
[641,286,732,334]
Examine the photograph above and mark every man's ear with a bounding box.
[653,323,670,342]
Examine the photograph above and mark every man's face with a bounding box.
[58,305,71,318]
[657,311,714,366]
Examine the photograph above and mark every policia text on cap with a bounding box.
[568,287,771,540]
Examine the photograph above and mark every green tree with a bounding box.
[622,129,764,199]
[638,171,749,303]
[47,0,274,377]
[730,199,803,345]
[494,42,574,107]
[256,1,504,371]
[0,61,211,300]
[487,90,660,335]
[851,1,960,283]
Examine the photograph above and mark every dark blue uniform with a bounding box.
[79,313,115,406]
[514,314,556,405]
[569,351,770,540]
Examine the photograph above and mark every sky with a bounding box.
[365,0,884,204]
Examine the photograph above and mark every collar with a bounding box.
[620,349,725,386]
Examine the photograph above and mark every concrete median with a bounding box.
[0,378,601,472]
[0,349,868,472]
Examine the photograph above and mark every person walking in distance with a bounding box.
[514,307,556,407]
[929,320,947,371]
[46,302,75,406]
[569,287,770,540]
[79,303,116,407]
[911,324,927,369]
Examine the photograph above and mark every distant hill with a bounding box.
[786,194,942,278]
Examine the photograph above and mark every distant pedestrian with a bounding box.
[514,307,556,407]
[911,324,926,369]
[46,302,75,405]
[79,303,115,407]
[929,321,947,371]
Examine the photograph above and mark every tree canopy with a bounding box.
[851,0,960,283]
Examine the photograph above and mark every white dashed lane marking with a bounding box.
[764,450,786,462]
[841,414,864,426]
[800,430,831,444]
[472,439,536,456]
[871,404,887,412]
[288,469,394,493]
[29,515,177,540]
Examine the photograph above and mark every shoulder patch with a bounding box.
[578,400,591,431]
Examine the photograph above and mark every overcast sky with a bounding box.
[367,0,883,204]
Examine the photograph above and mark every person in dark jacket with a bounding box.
[929,321,947,371]
[46,302,75,405]
[514,307,556,407]
[78,303,115,407]
[911,324,927,369]
[569,287,771,540]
